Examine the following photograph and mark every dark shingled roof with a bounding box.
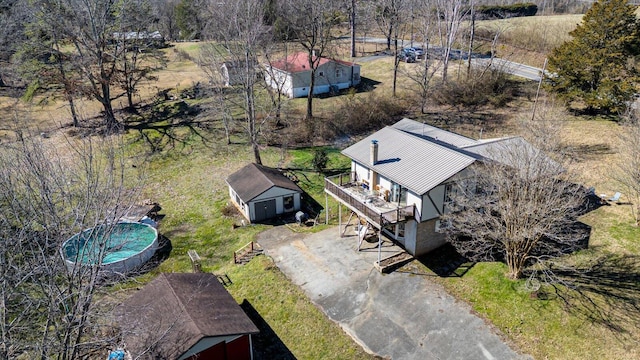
[115,273,258,359]
[226,163,302,203]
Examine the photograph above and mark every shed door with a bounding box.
[254,199,276,222]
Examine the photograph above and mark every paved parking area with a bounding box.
[257,226,529,360]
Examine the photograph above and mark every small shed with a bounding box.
[220,62,242,87]
[114,273,259,360]
[226,163,302,223]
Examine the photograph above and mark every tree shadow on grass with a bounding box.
[412,243,475,277]
[412,110,510,137]
[354,77,382,93]
[136,234,173,275]
[314,77,382,99]
[240,299,297,360]
[542,254,640,340]
[123,93,214,153]
[428,218,591,279]
[564,143,615,163]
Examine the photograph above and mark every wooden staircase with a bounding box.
[233,241,264,264]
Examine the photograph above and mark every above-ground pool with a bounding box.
[61,222,158,275]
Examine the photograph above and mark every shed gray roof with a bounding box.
[226,163,302,203]
[342,127,479,195]
[392,118,479,148]
[115,273,259,358]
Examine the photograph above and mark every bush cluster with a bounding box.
[331,91,407,136]
[431,68,519,110]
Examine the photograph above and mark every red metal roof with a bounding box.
[270,51,357,73]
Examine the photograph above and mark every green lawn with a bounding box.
[126,106,640,359]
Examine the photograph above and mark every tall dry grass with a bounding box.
[477,14,582,52]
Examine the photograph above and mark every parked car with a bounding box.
[397,50,416,63]
[403,47,425,58]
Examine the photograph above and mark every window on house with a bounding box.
[443,183,456,213]
[335,69,342,78]
[283,195,294,211]
[318,71,325,77]
[235,193,241,205]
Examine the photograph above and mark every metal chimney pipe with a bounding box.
[370,139,378,165]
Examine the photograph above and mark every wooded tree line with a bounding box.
[0,0,611,125]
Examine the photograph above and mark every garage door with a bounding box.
[254,199,276,222]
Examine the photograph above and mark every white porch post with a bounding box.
[377,227,382,265]
[325,193,329,225]
[338,202,342,237]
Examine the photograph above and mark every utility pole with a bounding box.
[466,0,475,77]
[531,58,548,121]
[350,0,356,57]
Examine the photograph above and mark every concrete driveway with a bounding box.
[256,226,530,360]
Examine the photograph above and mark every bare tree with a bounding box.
[150,0,180,41]
[404,0,440,112]
[114,0,168,111]
[262,46,292,128]
[15,5,83,126]
[373,0,403,50]
[200,0,273,164]
[435,0,469,83]
[276,0,342,120]
[0,129,143,359]
[386,0,410,97]
[34,0,130,131]
[615,117,640,225]
[0,0,29,88]
[442,128,586,280]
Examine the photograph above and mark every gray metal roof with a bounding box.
[342,126,479,195]
[462,136,563,174]
[392,118,479,148]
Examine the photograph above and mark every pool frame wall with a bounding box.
[61,222,159,276]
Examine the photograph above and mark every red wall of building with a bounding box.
[185,335,252,360]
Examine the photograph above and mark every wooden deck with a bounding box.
[324,174,415,229]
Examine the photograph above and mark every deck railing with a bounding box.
[325,174,416,228]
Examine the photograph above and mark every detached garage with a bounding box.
[114,273,259,360]
[226,163,303,223]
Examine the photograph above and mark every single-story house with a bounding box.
[112,31,165,48]
[264,51,361,98]
[226,163,303,223]
[324,118,544,257]
[114,273,259,360]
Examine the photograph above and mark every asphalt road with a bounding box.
[470,58,549,82]
[346,37,548,81]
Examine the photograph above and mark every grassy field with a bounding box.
[471,14,583,67]
[2,18,640,358]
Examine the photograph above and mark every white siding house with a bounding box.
[264,52,361,98]
[226,163,302,223]
[325,118,542,257]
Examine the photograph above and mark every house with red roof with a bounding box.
[264,51,361,98]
